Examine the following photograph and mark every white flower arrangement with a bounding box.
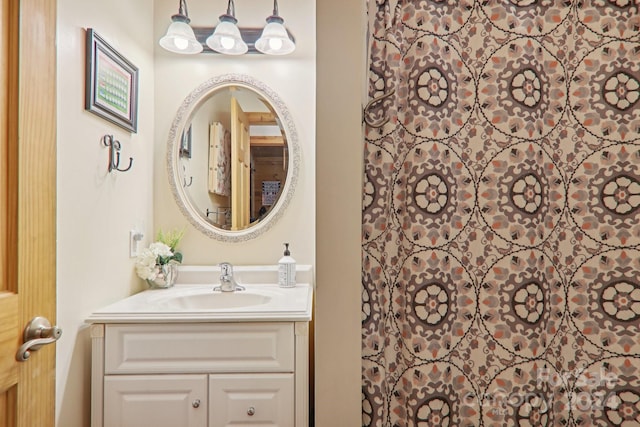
[135,229,184,281]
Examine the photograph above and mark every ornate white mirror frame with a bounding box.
[167,74,300,242]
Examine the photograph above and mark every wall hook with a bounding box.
[182,164,193,187]
[102,134,133,173]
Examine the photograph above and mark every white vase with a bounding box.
[146,263,179,289]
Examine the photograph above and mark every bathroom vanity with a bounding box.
[87,266,313,427]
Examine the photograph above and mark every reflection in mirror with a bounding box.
[179,85,288,230]
[167,74,299,242]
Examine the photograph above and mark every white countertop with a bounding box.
[87,282,313,324]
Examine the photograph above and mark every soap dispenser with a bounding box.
[278,243,296,288]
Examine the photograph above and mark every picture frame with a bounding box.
[85,28,139,133]
[180,124,192,158]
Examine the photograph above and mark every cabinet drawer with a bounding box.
[210,373,294,427]
[104,323,294,374]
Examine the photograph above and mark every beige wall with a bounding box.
[56,0,315,426]
[315,0,364,425]
[153,0,316,267]
[55,1,345,426]
[55,1,155,427]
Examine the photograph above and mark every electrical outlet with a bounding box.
[129,230,144,258]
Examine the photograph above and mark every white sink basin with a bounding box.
[156,291,271,310]
[87,282,313,323]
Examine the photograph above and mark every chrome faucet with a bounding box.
[213,262,245,292]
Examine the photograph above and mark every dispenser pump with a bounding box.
[278,242,296,288]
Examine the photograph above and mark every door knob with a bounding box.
[16,316,62,362]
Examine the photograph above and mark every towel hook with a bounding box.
[182,164,193,187]
[363,88,395,128]
[102,134,133,173]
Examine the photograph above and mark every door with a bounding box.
[230,97,250,230]
[0,0,57,426]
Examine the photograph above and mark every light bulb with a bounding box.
[268,38,283,51]
[174,37,189,50]
[220,36,235,50]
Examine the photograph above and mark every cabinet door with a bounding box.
[210,373,294,427]
[104,374,207,427]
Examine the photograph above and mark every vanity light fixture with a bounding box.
[159,0,295,56]
[206,0,248,55]
[255,0,295,55]
[159,0,203,55]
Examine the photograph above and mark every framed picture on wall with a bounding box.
[85,28,139,133]
[261,181,281,206]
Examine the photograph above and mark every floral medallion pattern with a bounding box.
[481,361,570,426]
[388,362,481,427]
[393,142,476,247]
[394,249,477,360]
[569,41,640,143]
[568,144,640,248]
[479,250,564,359]
[398,35,476,140]
[478,142,565,247]
[567,249,640,356]
[363,2,640,426]
[570,358,640,426]
[604,389,640,426]
[478,38,566,141]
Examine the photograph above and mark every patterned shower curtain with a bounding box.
[362,1,640,426]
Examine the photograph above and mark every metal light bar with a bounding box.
[192,27,295,54]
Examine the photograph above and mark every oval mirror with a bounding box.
[167,74,299,242]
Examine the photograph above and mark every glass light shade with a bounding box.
[206,18,248,55]
[255,21,295,55]
[159,19,203,54]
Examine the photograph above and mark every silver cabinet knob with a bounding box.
[247,406,255,416]
[192,399,201,408]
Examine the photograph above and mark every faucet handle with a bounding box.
[219,262,233,276]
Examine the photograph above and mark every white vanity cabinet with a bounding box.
[90,321,309,427]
